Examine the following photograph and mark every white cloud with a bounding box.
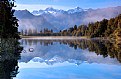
[14,4,73,12]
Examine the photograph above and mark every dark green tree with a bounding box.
[74,25,77,30]
[0,0,20,39]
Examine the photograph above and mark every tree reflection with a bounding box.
[60,39,121,63]
[0,39,22,79]
[23,39,121,63]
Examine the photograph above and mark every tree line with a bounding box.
[60,14,121,39]
[21,28,61,36]
[21,14,121,40]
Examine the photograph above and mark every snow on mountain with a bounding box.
[31,7,83,15]
[67,7,84,14]
[15,6,121,32]
[32,7,59,15]
[14,10,58,32]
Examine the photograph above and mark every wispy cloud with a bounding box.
[14,4,73,12]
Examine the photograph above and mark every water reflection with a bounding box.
[20,39,121,65]
[0,39,22,79]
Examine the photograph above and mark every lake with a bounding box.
[12,39,121,79]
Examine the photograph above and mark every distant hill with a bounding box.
[14,6,121,32]
[14,10,58,32]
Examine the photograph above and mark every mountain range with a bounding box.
[14,6,121,32]
[32,7,84,15]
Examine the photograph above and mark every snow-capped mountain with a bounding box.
[31,7,84,15]
[15,6,121,32]
[14,10,58,32]
[67,7,84,14]
[32,7,64,15]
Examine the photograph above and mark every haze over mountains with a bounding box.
[14,6,121,32]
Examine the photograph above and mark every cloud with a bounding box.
[14,4,73,12]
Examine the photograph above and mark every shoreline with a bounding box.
[21,36,89,40]
[20,36,110,40]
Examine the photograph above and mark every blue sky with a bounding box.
[15,0,121,12]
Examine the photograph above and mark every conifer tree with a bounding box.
[0,0,20,39]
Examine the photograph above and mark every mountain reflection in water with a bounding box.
[20,39,121,65]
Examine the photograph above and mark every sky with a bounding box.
[15,0,121,12]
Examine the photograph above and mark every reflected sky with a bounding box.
[15,63,121,79]
[15,39,121,79]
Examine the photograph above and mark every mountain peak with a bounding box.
[75,7,82,10]
[15,9,34,18]
[16,6,121,32]
[67,7,84,14]
[45,7,57,11]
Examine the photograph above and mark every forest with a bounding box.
[60,14,121,39]
[21,14,121,40]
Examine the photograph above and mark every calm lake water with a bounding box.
[13,39,121,79]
